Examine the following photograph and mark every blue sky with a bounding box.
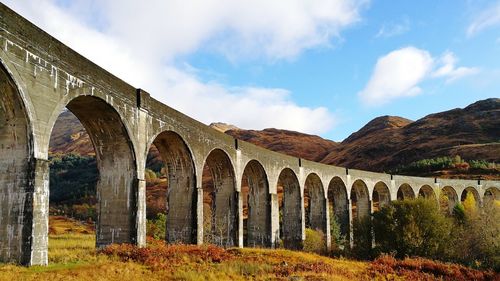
[5,0,500,141]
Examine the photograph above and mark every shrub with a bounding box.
[452,203,466,224]
[372,198,452,260]
[303,228,326,254]
[147,213,167,240]
[449,202,500,271]
[329,210,347,254]
[350,216,373,259]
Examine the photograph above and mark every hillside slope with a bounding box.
[322,98,500,171]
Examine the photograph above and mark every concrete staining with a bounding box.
[0,3,499,266]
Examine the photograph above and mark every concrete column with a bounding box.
[347,199,353,249]
[237,191,244,248]
[28,158,50,266]
[300,189,306,243]
[196,187,204,245]
[136,179,146,247]
[270,193,279,248]
[369,200,375,248]
[325,198,331,251]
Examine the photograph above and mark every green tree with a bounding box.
[372,198,452,259]
[146,213,167,240]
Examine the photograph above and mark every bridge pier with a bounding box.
[196,187,204,245]
[237,191,244,248]
[136,179,147,247]
[270,193,280,248]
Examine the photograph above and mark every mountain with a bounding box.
[225,128,339,162]
[49,110,94,156]
[321,98,500,171]
[209,122,240,133]
[48,98,500,177]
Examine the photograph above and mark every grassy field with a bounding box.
[0,216,497,281]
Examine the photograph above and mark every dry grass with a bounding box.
[0,216,497,281]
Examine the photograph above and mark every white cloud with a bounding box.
[358,47,479,106]
[432,51,480,83]
[2,0,362,134]
[467,1,500,37]
[64,0,367,62]
[375,18,410,38]
[358,47,433,106]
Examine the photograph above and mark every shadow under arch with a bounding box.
[397,183,416,200]
[418,185,436,199]
[351,179,370,221]
[241,160,271,247]
[327,177,349,245]
[304,173,326,234]
[483,187,499,206]
[148,130,197,244]
[277,168,302,250]
[202,148,237,247]
[440,186,458,214]
[461,186,481,208]
[0,62,33,264]
[372,181,391,211]
[49,95,139,248]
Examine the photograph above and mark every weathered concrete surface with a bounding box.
[0,3,499,266]
[241,160,271,247]
[153,131,197,244]
[278,168,303,250]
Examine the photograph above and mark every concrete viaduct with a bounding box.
[0,4,499,266]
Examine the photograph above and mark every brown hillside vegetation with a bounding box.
[1,216,496,281]
[323,98,500,171]
[225,128,339,162]
[49,110,94,156]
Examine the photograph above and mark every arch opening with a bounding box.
[397,183,416,200]
[277,168,302,250]
[351,180,370,221]
[54,96,138,248]
[327,177,349,248]
[146,131,196,244]
[241,160,270,247]
[350,180,370,249]
[483,187,499,206]
[202,149,237,247]
[440,186,458,214]
[460,187,480,209]
[304,173,326,234]
[372,182,390,212]
[418,185,436,199]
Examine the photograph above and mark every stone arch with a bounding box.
[304,173,326,234]
[372,181,391,211]
[50,95,139,248]
[241,160,270,247]
[327,177,349,242]
[460,186,481,208]
[0,62,33,264]
[483,187,499,206]
[351,179,370,221]
[202,148,237,247]
[440,186,458,214]
[397,183,416,200]
[418,185,436,199]
[277,168,302,250]
[149,131,197,244]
